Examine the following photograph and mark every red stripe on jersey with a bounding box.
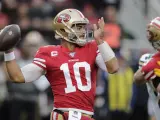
[32,62,46,70]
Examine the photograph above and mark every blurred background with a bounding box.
[0,0,159,120]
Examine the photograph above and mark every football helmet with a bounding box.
[148,17,160,50]
[52,9,89,46]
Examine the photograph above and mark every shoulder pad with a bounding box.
[36,45,56,55]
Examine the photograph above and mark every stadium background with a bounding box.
[0,0,159,120]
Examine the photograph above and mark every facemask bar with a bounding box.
[60,19,84,45]
[68,23,94,46]
[86,24,94,41]
[151,40,160,51]
[59,18,91,46]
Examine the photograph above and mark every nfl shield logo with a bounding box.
[69,52,75,57]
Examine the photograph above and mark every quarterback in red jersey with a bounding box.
[4,9,119,120]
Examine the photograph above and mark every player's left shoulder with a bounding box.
[39,45,60,53]
[41,45,56,50]
[36,45,60,57]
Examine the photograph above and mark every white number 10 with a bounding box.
[60,62,91,93]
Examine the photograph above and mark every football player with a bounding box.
[4,9,119,120]
[134,17,160,120]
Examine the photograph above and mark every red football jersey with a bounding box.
[142,52,160,81]
[33,41,99,114]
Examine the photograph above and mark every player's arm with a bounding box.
[4,49,45,83]
[98,41,118,73]
[93,17,119,73]
[134,68,146,84]
[4,49,25,83]
[95,43,118,73]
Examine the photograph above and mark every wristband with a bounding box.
[4,51,15,61]
[98,41,115,62]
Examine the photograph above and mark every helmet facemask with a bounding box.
[150,40,160,51]
[66,23,93,46]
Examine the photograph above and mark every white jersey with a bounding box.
[139,53,160,119]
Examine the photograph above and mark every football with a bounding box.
[0,24,21,51]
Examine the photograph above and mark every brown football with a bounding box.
[0,24,21,51]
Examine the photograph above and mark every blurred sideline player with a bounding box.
[134,17,160,120]
[4,9,119,120]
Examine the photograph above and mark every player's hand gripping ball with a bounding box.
[0,24,21,51]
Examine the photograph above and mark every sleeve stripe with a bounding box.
[33,61,46,68]
[34,58,46,62]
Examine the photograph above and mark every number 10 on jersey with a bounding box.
[60,62,91,93]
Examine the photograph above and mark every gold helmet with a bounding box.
[52,9,89,46]
[148,17,160,50]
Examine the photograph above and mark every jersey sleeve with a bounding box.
[32,47,48,70]
[96,54,107,71]
[21,63,45,82]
